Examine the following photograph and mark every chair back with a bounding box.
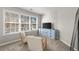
[27,36,43,51]
[20,32,26,43]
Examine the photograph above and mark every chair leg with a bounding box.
[42,38,47,50]
[45,38,47,50]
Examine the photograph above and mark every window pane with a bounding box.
[31,17,36,24]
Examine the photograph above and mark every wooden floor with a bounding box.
[0,40,70,51]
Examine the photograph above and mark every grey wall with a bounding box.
[0,7,42,44]
[56,7,78,50]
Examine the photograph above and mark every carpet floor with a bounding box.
[0,40,70,51]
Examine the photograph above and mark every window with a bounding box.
[4,10,38,35]
[21,15,29,31]
[31,16,37,30]
[4,12,19,34]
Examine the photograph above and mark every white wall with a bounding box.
[41,7,78,50]
[56,7,78,48]
[42,14,54,23]
[42,9,58,29]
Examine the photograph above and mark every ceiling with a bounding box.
[21,7,57,15]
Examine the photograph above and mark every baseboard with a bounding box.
[74,48,78,51]
[0,39,20,47]
[60,39,70,47]
[60,39,78,51]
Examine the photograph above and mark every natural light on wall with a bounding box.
[42,13,54,23]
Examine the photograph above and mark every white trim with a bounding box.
[3,32,20,36]
[3,9,6,35]
[36,17,38,30]
[60,39,78,51]
[60,39,70,47]
[19,14,21,32]
[74,48,78,51]
[0,39,20,47]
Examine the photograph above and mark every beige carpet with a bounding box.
[0,41,29,51]
[0,40,70,51]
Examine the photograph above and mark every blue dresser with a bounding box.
[39,28,55,39]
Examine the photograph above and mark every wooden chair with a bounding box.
[42,38,47,50]
[20,32,27,46]
[27,36,47,51]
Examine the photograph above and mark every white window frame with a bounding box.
[3,9,38,35]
